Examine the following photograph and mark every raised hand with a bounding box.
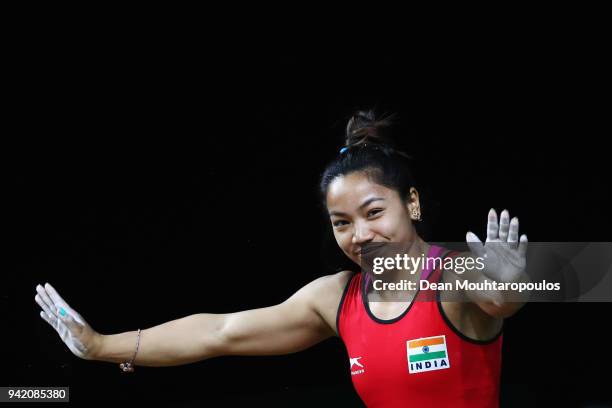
[35,283,102,360]
[466,209,528,283]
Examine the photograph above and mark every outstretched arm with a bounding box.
[35,276,338,368]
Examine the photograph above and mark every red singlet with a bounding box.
[337,245,503,407]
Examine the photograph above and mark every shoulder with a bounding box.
[313,270,354,294]
[299,270,354,307]
[294,270,355,336]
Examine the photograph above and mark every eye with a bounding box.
[333,220,349,227]
[367,208,384,218]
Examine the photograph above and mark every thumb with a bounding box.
[466,231,485,258]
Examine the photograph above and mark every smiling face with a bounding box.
[326,171,421,265]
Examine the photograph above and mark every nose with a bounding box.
[352,220,374,245]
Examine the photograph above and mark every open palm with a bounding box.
[466,209,528,283]
[35,283,101,360]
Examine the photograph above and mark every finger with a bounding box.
[487,208,499,241]
[40,310,52,325]
[40,310,63,333]
[466,231,485,258]
[36,285,57,315]
[508,217,519,249]
[40,310,60,332]
[518,234,528,259]
[35,294,55,319]
[499,209,510,242]
[45,283,73,313]
[46,284,86,326]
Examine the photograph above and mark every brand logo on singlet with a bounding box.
[349,356,365,375]
[407,335,450,374]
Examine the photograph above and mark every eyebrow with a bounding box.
[328,197,385,217]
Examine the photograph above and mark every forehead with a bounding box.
[326,172,396,210]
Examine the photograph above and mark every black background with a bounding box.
[4,38,611,407]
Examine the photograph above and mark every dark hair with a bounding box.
[319,109,418,206]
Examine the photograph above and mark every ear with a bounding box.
[405,187,422,222]
[405,187,420,211]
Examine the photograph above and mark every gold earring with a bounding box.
[411,208,421,221]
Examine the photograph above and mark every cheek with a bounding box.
[333,230,352,252]
[378,213,413,238]
[375,216,398,235]
[394,218,414,239]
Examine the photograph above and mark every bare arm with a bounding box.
[97,277,335,366]
[95,313,225,366]
[37,275,341,368]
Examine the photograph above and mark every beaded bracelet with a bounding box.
[119,329,141,373]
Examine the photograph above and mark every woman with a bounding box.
[34,110,528,407]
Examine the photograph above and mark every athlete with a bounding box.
[34,110,529,407]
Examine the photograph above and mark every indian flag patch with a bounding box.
[407,335,450,374]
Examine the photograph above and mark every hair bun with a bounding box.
[344,109,394,148]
